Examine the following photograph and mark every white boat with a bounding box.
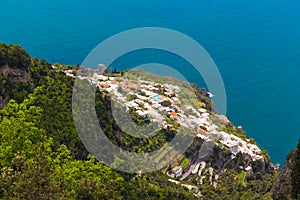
[206,92,214,98]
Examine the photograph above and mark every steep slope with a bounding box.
[0,42,31,108]
[0,42,279,199]
[273,139,300,200]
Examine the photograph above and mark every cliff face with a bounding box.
[0,65,30,83]
[0,66,31,109]
[273,139,300,200]
[184,137,268,176]
[0,42,31,109]
[0,97,8,110]
[272,151,294,199]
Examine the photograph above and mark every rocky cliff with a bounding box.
[272,139,300,200]
[0,65,30,83]
[272,151,294,199]
[0,67,31,109]
[183,136,269,177]
[0,42,31,109]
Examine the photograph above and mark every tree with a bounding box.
[161,100,171,107]
[0,99,45,167]
[0,42,31,70]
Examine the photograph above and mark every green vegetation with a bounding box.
[0,43,34,105]
[180,157,190,168]
[0,42,285,199]
[0,43,195,199]
[200,169,275,200]
[161,100,171,107]
[0,42,31,70]
[125,69,211,109]
[0,73,31,104]
[237,170,247,187]
[0,99,193,199]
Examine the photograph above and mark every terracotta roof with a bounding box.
[171,112,178,117]
[101,83,109,88]
[197,127,208,135]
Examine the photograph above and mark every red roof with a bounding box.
[101,83,109,88]
[171,112,178,117]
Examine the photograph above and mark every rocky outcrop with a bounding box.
[0,66,31,109]
[272,153,294,199]
[183,137,267,176]
[272,151,295,200]
[0,96,8,110]
[0,65,30,83]
[273,139,300,200]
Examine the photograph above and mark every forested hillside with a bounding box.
[0,42,197,199]
[0,42,287,199]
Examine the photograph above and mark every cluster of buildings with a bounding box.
[64,67,264,186]
[65,68,263,161]
[83,72,213,132]
[201,124,263,161]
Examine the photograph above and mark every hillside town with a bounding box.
[63,65,265,197]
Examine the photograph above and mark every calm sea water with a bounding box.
[1,0,300,165]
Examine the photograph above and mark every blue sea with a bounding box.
[1,0,300,165]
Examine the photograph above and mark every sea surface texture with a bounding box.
[1,0,300,165]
